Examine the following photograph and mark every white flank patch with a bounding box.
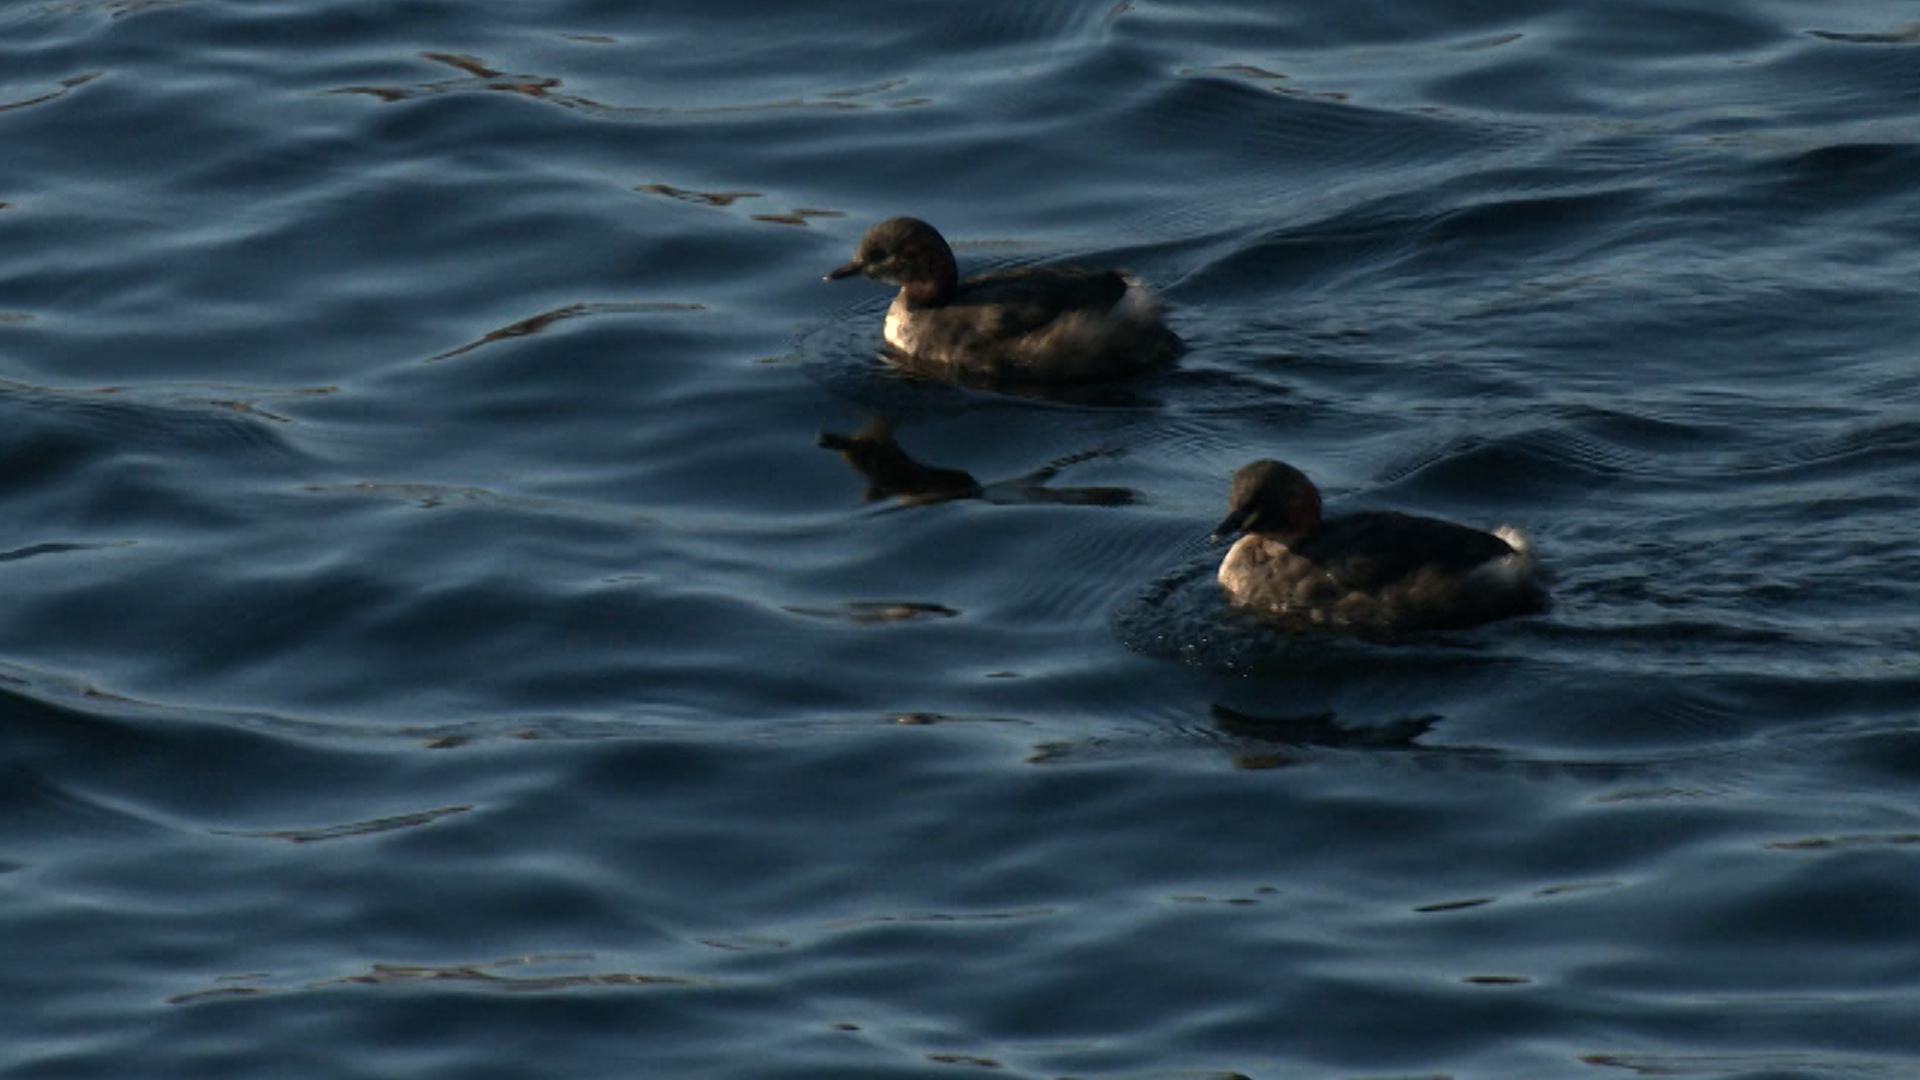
[1481,525,1539,586]
[1112,273,1163,323]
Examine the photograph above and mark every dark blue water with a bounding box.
[5,1,1920,1076]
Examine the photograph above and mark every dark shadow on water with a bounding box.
[1204,704,1442,768]
[1209,703,1438,750]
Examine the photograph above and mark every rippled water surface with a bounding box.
[5,1,1920,1077]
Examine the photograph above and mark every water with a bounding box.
[4,0,1920,1076]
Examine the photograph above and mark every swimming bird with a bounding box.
[825,217,1181,385]
[1212,459,1547,636]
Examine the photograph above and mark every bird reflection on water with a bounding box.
[817,417,1135,508]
